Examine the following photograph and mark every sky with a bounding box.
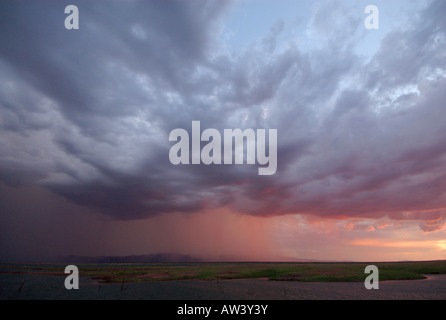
[1,0,446,262]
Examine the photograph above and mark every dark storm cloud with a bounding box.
[1,0,446,229]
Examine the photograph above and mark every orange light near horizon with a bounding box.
[350,239,446,249]
[437,240,446,251]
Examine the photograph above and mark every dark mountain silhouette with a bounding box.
[59,253,202,264]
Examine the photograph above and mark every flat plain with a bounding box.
[1,261,446,299]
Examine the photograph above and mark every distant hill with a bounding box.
[59,253,203,264]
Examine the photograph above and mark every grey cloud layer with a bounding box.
[1,0,445,229]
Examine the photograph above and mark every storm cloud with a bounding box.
[1,0,446,234]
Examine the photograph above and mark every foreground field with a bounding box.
[1,260,446,283]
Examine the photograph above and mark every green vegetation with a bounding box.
[1,260,445,283]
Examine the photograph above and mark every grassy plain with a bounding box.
[1,260,446,284]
